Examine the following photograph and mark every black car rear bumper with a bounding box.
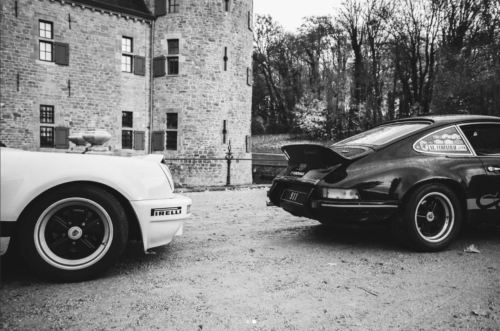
[279,199,400,223]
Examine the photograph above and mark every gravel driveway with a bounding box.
[1,188,499,330]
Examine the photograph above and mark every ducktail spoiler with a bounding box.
[281,144,373,167]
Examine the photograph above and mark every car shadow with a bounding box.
[282,222,500,253]
[0,240,171,286]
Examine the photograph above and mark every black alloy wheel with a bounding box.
[394,183,462,252]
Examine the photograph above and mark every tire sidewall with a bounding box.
[17,185,128,282]
[404,183,462,252]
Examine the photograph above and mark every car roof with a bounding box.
[376,114,500,127]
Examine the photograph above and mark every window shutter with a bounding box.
[55,127,69,149]
[134,131,145,150]
[134,56,146,76]
[247,67,253,86]
[155,0,166,16]
[153,56,166,77]
[152,131,165,151]
[54,42,69,65]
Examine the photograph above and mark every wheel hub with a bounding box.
[426,212,435,222]
[68,226,83,240]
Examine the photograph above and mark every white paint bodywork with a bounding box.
[0,148,192,254]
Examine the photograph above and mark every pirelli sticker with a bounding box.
[414,126,471,155]
[151,207,182,217]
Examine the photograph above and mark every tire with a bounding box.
[393,183,462,252]
[17,184,128,282]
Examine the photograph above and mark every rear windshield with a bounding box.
[335,123,429,146]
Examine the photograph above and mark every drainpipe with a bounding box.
[149,19,155,154]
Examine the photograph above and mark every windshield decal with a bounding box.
[414,126,472,155]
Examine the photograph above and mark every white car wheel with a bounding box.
[34,198,114,270]
[18,185,128,282]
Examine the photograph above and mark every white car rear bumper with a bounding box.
[130,195,192,251]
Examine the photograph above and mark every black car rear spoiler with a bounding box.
[281,144,372,167]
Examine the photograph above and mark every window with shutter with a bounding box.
[134,131,145,150]
[153,56,166,77]
[152,131,165,151]
[55,127,70,149]
[134,55,146,76]
[54,42,69,65]
[155,0,167,16]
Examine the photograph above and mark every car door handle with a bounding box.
[487,166,500,172]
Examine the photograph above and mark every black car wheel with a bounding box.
[396,183,462,252]
[17,185,128,282]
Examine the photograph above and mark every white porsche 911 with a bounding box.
[0,148,192,282]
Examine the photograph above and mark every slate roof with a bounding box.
[70,0,154,19]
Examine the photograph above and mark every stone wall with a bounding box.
[0,0,151,156]
[0,0,253,186]
[150,0,254,186]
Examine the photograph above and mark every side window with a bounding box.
[166,113,178,150]
[122,36,133,73]
[122,130,133,149]
[413,126,471,155]
[460,123,500,155]
[167,39,179,75]
[40,126,54,147]
[122,111,133,149]
[169,0,180,13]
[39,20,53,62]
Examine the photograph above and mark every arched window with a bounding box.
[224,0,230,12]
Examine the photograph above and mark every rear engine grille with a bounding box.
[332,146,370,158]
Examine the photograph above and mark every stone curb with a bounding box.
[174,184,271,193]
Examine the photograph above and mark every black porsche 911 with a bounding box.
[267,115,500,251]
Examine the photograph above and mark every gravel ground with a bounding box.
[1,188,500,331]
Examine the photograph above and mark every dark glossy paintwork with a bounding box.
[269,115,500,225]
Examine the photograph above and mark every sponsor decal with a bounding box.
[151,207,182,217]
[477,192,500,209]
[304,150,317,155]
[467,192,500,210]
[428,144,468,151]
[415,127,470,154]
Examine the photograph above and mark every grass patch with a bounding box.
[252,134,336,154]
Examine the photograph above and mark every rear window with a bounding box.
[335,123,429,146]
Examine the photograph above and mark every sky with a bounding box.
[253,0,344,32]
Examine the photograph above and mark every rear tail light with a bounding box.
[320,188,359,200]
[186,205,191,214]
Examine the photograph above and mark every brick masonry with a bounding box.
[0,0,253,186]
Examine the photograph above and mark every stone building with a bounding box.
[0,0,253,186]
